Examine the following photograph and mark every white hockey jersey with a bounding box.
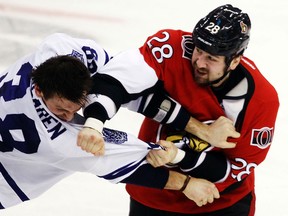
[0,33,158,209]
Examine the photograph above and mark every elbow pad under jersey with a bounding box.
[138,91,190,130]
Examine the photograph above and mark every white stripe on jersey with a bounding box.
[98,49,158,94]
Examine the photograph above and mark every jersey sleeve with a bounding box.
[82,48,159,123]
[82,30,197,131]
[161,130,230,183]
[215,60,280,192]
[138,90,191,130]
[121,164,169,189]
[137,29,222,129]
[82,35,192,130]
[83,73,127,122]
[175,147,230,183]
[139,29,193,83]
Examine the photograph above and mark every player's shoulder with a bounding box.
[36,33,74,52]
[240,56,258,71]
[152,29,191,38]
[147,29,192,51]
[42,33,74,44]
[240,56,268,82]
[240,56,278,100]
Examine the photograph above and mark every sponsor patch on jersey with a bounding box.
[103,128,127,144]
[250,127,274,149]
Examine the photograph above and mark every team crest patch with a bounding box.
[240,21,248,33]
[166,132,210,153]
[69,50,84,62]
[250,127,274,149]
[182,35,193,60]
[103,128,128,144]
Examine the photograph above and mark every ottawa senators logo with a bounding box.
[166,131,210,152]
[240,21,248,34]
[182,35,194,60]
[250,127,274,149]
[187,134,210,152]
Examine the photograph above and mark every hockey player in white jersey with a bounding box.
[0,33,219,209]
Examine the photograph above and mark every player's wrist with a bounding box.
[171,149,185,164]
[179,175,191,192]
[83,117,104,134]
[185,117,208,141]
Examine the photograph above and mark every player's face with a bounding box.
[42,95,82,122]
[34,85,84,121]
[191,47,227,87]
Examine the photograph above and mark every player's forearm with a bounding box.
[164,170,188,190]
[121,163,189,191]
[185,116,210,141]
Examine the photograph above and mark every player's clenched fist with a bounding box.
[77,127,105,156]
[182,176,220,207]
[205,116,241,148]
[146,140,179,167]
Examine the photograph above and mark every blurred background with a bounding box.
[0,0,287,215]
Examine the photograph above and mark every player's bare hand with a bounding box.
[146,140,178,167]
[77,127,105,156]
[205,116,240,148]
[182,177,220,207]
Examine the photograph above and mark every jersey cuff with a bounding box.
[171,149,186,164]
[170,106,190,130]
[84,118,104,133]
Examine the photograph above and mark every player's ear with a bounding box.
[34,85,43,97]
[229,56,241,70]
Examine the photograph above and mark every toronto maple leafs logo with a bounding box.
[69,50,84,63]
[103,128,128,144]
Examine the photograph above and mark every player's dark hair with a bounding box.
[31,55,92,106]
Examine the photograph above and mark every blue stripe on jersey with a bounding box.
[0,163,29,202]
[104,49,111,64]
[98,157,146,180]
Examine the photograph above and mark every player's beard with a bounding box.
[192,64,229,87]
[192,67,211,86]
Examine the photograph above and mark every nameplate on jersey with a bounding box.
[31,85,67,140]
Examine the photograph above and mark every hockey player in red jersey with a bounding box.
[78,4,279,216]
[126,5,279,216]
